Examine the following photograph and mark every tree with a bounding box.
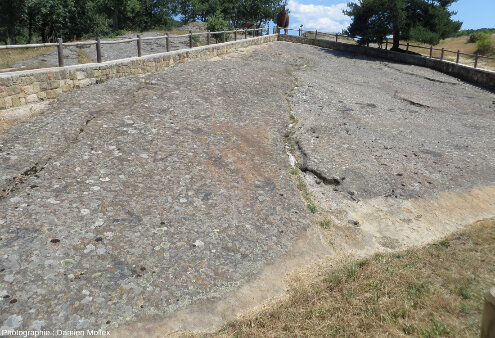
[0,0,27,44]
[178,0,284,28]
[344,0,462,50]
[137,0,177,31]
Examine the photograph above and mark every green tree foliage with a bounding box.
[206,10,233,41]
[0,0,281,45]
[472,32,493,54]
[179,0,284,27]
[0,0,27,44]
[344,0,462,50]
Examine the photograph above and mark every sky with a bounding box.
[286,0,495,32]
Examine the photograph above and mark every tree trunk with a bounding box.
[8,26,16,45]
[27,15,33,44]
[113,7,119,31]
[148,0,153,30]
[392,31,400,50]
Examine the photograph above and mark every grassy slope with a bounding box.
[406,34,495,70]
[209,218,495,337]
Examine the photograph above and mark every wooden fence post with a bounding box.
[57,38,64,67]
[456,50,460,64]
[336,34,338,42]
[222,31,225,43]
[314,30,317,40]
[406,42,409,52]
[474,53,479,68]
[385,39,388,50]
[207,31,210,45]
[234,29,237,41]
[244,29,247,40]
[166,33,170,52]
[429,46,433,58]
[96,35,102,63]
[481,287,495,338]
[137,34,142,57]
[440,48,444,61]
[189,30,193,48]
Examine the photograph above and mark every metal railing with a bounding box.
[0,26,273,69]
[280,27,495,71]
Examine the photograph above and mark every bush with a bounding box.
[469,31,488,43]
[206,11,233,42]
[476,35,493,54]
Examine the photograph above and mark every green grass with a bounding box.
[306,203,317,213]
[319,219,331,229]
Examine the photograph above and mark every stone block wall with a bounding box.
[279,35,495,92]
[0,35,277,111]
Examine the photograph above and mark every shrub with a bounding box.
[469,31,488,43]
[206,11,233,42]
[476,34,493,54]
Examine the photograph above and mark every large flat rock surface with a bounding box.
[290,46,495,201]
[286,43,495,252]
[1,41,494,333]
[0,43,310,331]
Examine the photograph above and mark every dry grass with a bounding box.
[0,47,55,70]
[401,34,495,70]
[204,218,495,337]
[76,48,94,64]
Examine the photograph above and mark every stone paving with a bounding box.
[1,41,494,334]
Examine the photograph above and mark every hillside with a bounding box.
[406,33,495,70]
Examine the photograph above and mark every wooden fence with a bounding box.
[0,26,274,68]
[285,28,495,71]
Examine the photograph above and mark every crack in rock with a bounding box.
[0,157,51,200]
[394,92,430,108]
[1,114,96,200]
[386,64,459,85]
[295,139,341,186]
[79,115,96,134]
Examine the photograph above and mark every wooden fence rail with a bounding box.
[0,26,272,69]
[284,28,495,70]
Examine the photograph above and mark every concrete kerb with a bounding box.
[0,35,278,112]
[278,35,495,92]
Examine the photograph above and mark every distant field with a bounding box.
[212,218,495,337]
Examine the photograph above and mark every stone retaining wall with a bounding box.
[0,35,277,111]
[279,35,495,92]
